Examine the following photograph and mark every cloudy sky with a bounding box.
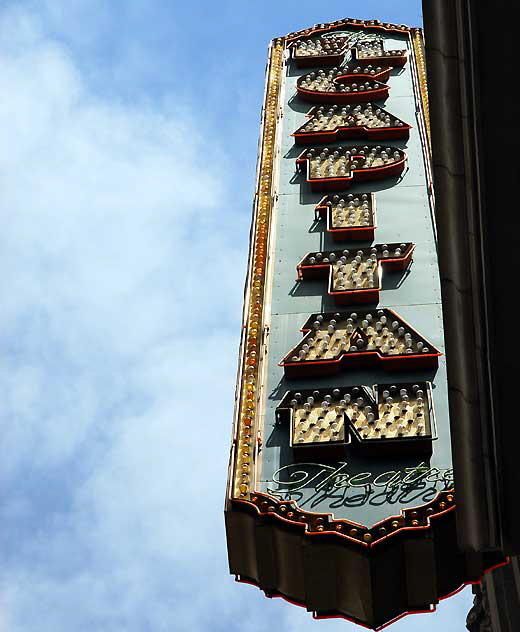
[0,1,474,630]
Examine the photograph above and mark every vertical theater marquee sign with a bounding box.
[225,18,504,630]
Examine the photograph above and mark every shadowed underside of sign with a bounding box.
[225,17,507,630]
[226,498,503,630]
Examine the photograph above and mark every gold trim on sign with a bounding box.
[412,29,430,145]
[231,39,284,500]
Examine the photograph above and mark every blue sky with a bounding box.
[0,1,474,630]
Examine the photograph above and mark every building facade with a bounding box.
[422,2,520,630]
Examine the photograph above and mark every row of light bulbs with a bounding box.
[288,18,411,41]
[295,36,348,56]
[299,76,382,94]
[328,194,374,228]
[357,42,404,58]
[308,146,404,178]
[295,36,405,62]
[305,244,407,264]
[288,383,429,443]
[333,260,378,290]
[302,104,404,133]
[293,406,345,443]
[302,66,386,82]
[287,384,425,404]
[288,312,430,361]
[333,203,371,226]
[234,42,284,499]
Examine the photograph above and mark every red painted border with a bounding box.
[296,147,406,192]
[292,33,408,70]
[296,72,391,104]
[234,488,456,549]
[294,125,410,144]
[296,243,415,305]
[315,193,377,241]
[280,307,442,377]
[293,105,411,143]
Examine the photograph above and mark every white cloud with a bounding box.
[0,5,248,630]
[0,4,473,632]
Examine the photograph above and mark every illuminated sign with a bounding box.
[293,34,351,67]
[280,308,441,376]
[293,104,411,143]
[269,460,452,502]
[297,66,391,103]
[296,144,407,190]
[292,32,407,68]
[296,243,415,304]
[225,19,504,631]
[353,38,408,66]
[277,381,436,458]
[314,192,377,240]
[247,472,454,547]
